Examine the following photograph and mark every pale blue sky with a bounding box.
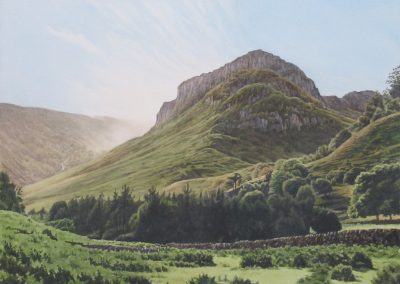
[1,0,399,124]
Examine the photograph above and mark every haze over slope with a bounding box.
[24,50,353,209]
[0,103,146,186]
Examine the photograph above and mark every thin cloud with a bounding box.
[47,26,103,55]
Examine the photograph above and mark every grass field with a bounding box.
[1,210,400,283]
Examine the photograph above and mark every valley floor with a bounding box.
[1,211,400,283]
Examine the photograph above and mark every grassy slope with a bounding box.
[23,69,350,209]
[0,103,143,186]
[309,113,400,175]
[1,210,399,283]
[310,113,400,215]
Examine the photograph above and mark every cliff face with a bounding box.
[322,90,375,117]
[156,50,321,126]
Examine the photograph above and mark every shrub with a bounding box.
[297,265,331,284]
[311,207,342,233]
[283,177,306,196]
[42,229,57,240]
[292,253,309,268]
[372,263,400,284]
[343,167,364,184]
[328,129,351,150]
[231,276,253,284]
[125,275,152,284]
[331,265,356,281]
[312,251,351,267]
[351,252,373,270]
[240,254,273,268]
[312,178,333,196]
[77,271,112,284]
[240,255,256,268]
[174,252,214,267]
[327,170,346,185]
[47,218,75,232]
[187,274,217,284]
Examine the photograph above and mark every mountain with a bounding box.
[23,50,352,209]
[156,49,322,126]
[322,90,375,118]
[0,103,146,186]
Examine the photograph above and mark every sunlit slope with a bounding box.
[0,103,143,186]
[310,112,400,175]
[24,69,351,209]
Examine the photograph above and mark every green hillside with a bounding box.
[23,69,351,209]
[309,112,400,175]
[308,113,400,214]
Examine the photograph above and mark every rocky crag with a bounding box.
[156,50,321,126]
[323,90,375,118]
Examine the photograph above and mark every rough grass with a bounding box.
[309,113,400,176]
[2,210,400,283]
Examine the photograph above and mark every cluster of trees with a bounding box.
[348,163,400,220]
[46,159,341,243]
[387,65,400,99]
[356,93,400,129]
[46,185,138,238]
[0,172,24,213]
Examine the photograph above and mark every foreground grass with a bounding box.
[1,210,400,283]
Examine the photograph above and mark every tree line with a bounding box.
[42,159,341,243]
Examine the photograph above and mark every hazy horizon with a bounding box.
[1,0,399,125]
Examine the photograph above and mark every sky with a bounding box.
[1,0,399,125]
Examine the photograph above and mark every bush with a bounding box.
[174,252,215,267]
[231,276,252,284]
[372,263,400,284]
[42,229,57,240]
[327,170,346,185]
[187,274,217,284]
[125,275,152,284]
[331,265,356,281]
[328,129,351,150]
[351,252,373,270]
[47,218,75,232]
[312,251,351,267]
[283,177,306,196]
[297,265,331,284]
[292,253,309,268]
[311,207,341,233]
[240,254,273,268]
[312,178,333,196]
[343,167,364,184]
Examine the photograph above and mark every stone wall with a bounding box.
[167,229,400,250]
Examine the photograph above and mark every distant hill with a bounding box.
[322,90,375,118]
[0,103,147,186]
[24,50,352,209]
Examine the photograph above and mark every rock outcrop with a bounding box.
[156,50,321,126]
[323,90,375,116]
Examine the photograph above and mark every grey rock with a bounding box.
[156,50,321,126]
